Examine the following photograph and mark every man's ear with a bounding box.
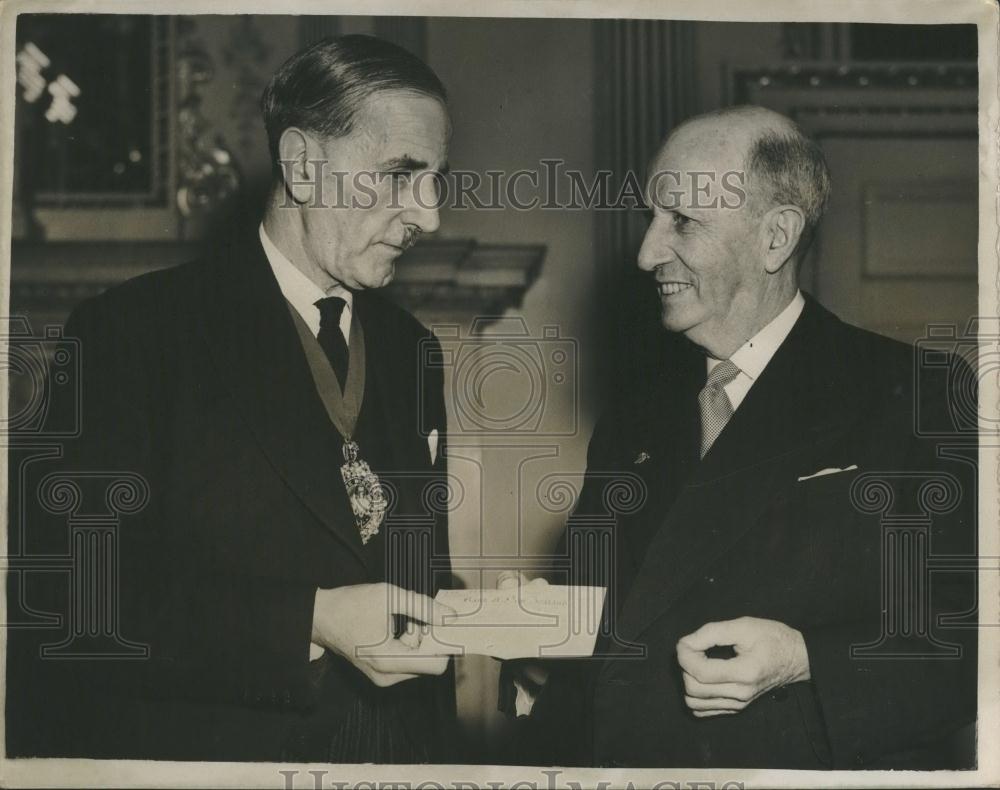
[277,128,323,206]
[762,205,806,274]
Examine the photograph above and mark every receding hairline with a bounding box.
[652,106,819,204]
[666,106,801,158]
[646,107,789,204]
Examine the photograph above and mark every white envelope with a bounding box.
[416,585,607,660]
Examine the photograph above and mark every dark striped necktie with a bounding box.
[315,296,349,390]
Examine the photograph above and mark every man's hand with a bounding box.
[676,616,810,718]
[496,570,548,592]
[312,583,454,688]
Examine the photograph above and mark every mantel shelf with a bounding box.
[9,238,546,326]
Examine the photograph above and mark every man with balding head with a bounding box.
[507,106,977,768]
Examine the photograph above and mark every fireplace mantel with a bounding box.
[9,238,545,329]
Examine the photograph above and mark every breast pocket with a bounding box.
[794,466,863,501]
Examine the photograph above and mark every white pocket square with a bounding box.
[797,464,858,482]
[428,429,439,465]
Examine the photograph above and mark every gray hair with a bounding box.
[745,123,832,259]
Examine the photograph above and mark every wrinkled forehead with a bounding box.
[651,121,748,179]
[645,126,751,211]
[347,89,451,160]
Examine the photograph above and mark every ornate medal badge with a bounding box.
[340,440,387,544]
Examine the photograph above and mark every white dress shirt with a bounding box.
[706,290,805,411]
[259,223,352,342]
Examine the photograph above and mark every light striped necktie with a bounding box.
[699,359,741,458]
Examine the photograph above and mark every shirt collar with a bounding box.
[707,290,805,380]
[258,223,352,335]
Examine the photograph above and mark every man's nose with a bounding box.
[410,202,440,234]
[637,223,672,272]
[405,173,441,233]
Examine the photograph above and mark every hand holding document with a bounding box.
[312,583,455,687]
[415,584,607,660]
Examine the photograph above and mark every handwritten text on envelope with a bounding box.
[417,585,608,660]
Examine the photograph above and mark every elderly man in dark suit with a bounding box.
[503,105,977,769]
[8,35,458,762]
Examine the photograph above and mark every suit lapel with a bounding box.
[197,229,367,567]
[611,356,703,583]
[353,294,398,458]
[616,298,856,642]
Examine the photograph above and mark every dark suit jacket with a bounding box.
[7,228,455,761]
[513,295,977,769]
